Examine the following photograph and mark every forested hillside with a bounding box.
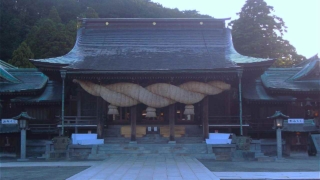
[0,0,209,66]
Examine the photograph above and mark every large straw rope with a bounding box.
[73,79,230,108]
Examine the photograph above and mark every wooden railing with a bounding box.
[247,119,274,131]
[56,116,97,127]
[29,123,58,133]
[208,115,251,125]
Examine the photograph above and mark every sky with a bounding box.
[151,0,320,58]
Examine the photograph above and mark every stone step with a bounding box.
[97,144,208,154]
[257,156,275,162]
[88,153,216,160]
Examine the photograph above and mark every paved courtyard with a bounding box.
[1,156,320,180]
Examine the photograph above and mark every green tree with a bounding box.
[229,0,305,67]
[85,7,99,18]
[48,6,61,23]
[8,42,35,68]
[25,19,76,58]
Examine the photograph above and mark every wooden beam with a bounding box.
[130,105,137,141]
[169,104,175,141]
[202,96,209,140]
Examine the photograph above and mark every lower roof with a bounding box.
[10,81,61,104]
[243,79,296,102]
[261,56,320,93]
[0,69,48,95]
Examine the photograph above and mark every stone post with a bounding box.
[277,128,282,159]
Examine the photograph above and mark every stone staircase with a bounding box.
[88,143,215,160]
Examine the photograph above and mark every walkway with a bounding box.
[68,156,219,180]
[213,172,320,179]
[1,156,319,180]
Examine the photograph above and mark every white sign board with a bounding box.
[1,119,18,124]
[288,118,304,124]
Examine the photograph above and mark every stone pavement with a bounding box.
[213,172,320,179]
[1,156,320,180]
[68,156,219,180]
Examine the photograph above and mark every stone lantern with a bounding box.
[267,111,289,159]
[12,112,35,161]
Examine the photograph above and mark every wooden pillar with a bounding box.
[96,97,104,138]
[102,101,107,128]
[60,70,66,136]
[226,91,231,116]
[169,104,175,141]
[238,70,243,136]
[75,88,82,134]
[202,96,209,140]
[130,105,137,141]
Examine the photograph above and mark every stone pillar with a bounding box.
[96,97,104,138]
[130,105,137,142]
[202,96,209,140]
[277,128,282,159]
[19,129,27,161]
[169,104,175,142]
[60,70,66,136]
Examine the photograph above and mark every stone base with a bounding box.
[129,141,137,144]
[168,141,176,144]
[17,158,29,161]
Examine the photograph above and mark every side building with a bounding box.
[0,60,61,153]
[243,55,320,155]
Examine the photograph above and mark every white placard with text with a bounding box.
[1,119,18,124]
[288,118,304,124]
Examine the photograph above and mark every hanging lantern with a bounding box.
[146,107,156,118]
[184,105,194,115]
[108,105,119,115]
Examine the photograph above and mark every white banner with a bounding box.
[288,118,304,124]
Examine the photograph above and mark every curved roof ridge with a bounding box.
[225,28,275,67]
[29,28,84,68]
[0,66,21,83]
[287,55,320,81]
[293,54,318,67]
[0,60,18,69]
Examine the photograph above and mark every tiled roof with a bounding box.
[30,18,273,71]
[0,60,17,69]
[261,55,320,93]
[0,66,21,83]
[10,81,61,103]
[243,79,296,102]
[0,69,48,94]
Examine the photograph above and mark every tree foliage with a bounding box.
[85,7,99,18]
[229,0,305,67]
[0,0,209,63]
[8,42,35,68]
[48,6,61,23]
